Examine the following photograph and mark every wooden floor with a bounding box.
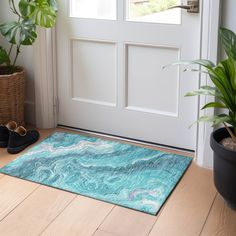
[0,128,236,236]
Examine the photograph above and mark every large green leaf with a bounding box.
[48,0,58,11]
[219,27,236,60]
[190,59,216,68]
[185,86,219,97]
[208,67,235,110]
[198,114,230,127]
[19,0,57,28]
[214,65,233,94]
[0,47,10,65]
[201,85,218,91]
[201,102,226,110]
[220,58,236,91]
[182,68,208,74]
[163,59,215,70]
[189,114,230,128]
[0,20,37,45]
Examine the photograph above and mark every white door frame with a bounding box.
[33,0,221,168]
[196,0,222,168]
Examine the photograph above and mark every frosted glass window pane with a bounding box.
[70,0,116,20]
[127,0,181,24]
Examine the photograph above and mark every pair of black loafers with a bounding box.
[0,121,40,154]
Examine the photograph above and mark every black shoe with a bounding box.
[7,126,40,154]
[0,121,17,148]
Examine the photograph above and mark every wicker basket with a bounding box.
[0,67,25,125]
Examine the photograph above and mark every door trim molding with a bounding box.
[34,0,221,168]
[196,0,221,168]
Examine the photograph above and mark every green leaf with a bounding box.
[0,47,10,65]
[214,66,233,94]
[189,114,230,128]
[18,0,31,17]
[0,20,37,45]
[164,59,215,70]
[191,59,216,68]
[208,67,235,110]
[185,86,219,97]
[197,114,230,127]
[219,27,236,60]
[220,58,236,91]
[201,102,226,110]
[19,0,57,28]
[182,68,208,74]
[200,85,217,91]
[0,21,18,43]
[48,0,58,11]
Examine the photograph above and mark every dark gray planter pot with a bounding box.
[210,127,236,209]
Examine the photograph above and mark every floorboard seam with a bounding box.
[93,229,120,236]
[198,192,218,236]
[38,194,77,236]
[147,200,169,236]
[0,183,40,223]
[93,205,116,236]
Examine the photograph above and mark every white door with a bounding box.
[57,0,201,150]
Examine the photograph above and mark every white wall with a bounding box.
[221,0,236,33]
[0,0,35,124]
[220,0,236,60]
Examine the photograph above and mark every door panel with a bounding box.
[57,0,200,150]
[126,44,179,116]
[71,39,117,106]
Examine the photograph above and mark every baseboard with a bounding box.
[24,101,36,125]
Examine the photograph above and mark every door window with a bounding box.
[70,0,117,19]
[126,0,181,24]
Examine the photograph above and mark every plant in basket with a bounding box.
[0,0,58,125]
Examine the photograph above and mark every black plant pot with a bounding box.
[210,127,236,209]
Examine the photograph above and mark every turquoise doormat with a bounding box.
[0,132,192,215]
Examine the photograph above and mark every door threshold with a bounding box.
[57,125,195,155]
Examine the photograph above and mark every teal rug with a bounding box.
[0,132,191,215]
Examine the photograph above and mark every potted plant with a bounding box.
[171,27,236,209]
[0,0,57,125]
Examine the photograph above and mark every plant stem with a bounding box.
[10,0,21,17]
[12,45,21,67]
[9,0,22,69]
[223,122,236,143]
[8,44,13,57]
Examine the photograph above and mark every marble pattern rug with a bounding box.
[0,132,192,215]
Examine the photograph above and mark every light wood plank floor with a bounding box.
[0,128,235,236]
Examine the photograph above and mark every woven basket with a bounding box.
[0,67,25,125]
